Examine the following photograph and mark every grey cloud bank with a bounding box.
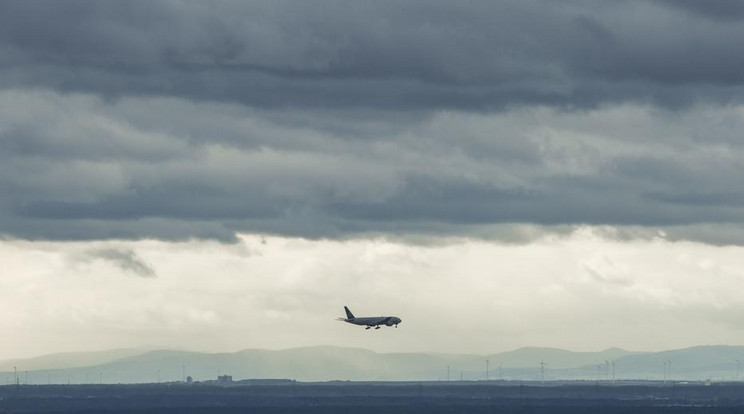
[1,1,744,243]
[2,1,744,110]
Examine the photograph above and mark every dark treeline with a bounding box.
[3,382,744,413]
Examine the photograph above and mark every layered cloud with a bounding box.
[2,1,744,110]
[1,1,743,243]
[1,90,744,243]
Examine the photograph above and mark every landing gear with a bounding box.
[365,326,371,330]
[375,326,381,329]
[395,325,398,328]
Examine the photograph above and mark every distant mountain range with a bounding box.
[2,345,744,384]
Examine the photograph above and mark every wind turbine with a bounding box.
[667,360,672,383]
[736,359,740,381]
[540,362,547,384]
[604,360,610,381]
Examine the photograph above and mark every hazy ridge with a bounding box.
[0,348,152,372]
[3,345,744,384]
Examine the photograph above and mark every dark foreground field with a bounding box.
[3,381,744,413]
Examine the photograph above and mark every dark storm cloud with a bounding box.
[3,90,744,243]
[659,0,744,21]
[1,0,744,110]
[2,2,744,244]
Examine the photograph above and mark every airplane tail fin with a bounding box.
[344,306,355,319]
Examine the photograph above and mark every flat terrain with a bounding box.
[2,381,744,413]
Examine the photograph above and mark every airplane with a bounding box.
[337,306,402,330]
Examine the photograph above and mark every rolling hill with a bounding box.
[3,345,743,384]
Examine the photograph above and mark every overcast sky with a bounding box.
[3,0,744,360]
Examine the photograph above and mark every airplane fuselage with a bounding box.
[345,316,402,327]
[340,306,401,329]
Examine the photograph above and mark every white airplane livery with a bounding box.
[338,306,402,330]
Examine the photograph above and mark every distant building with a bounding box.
[217,375,233,384]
